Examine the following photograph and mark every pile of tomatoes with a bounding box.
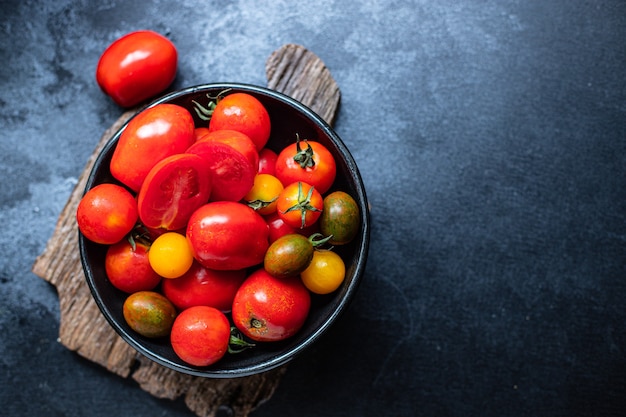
[76,88,360,367]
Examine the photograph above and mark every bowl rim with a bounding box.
[79,82,370,378]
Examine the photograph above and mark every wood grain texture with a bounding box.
[31,44,340,417]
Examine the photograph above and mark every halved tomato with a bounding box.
[137,153,212,230]
[186,140,255,202]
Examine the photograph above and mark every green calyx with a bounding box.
[292,134,316,169]
[228,326,255,354]
[282,182,322,228]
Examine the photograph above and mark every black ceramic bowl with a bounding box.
[79,83,370,378]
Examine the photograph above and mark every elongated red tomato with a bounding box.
[196,129,259,171]
[137,154,212,230]
[110,103,196,192]
[186,140,255,202]
[96,30,177,108]
[208,93,271,151]
[186,201,269,271]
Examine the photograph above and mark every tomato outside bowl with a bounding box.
[79,83,370,378]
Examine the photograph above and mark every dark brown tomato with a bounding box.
[122,291,177,338]
[263,234,314,279]
[319,191,360,245]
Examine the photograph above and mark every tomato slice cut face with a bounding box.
[186,140,256,202]
[137,154,212,230]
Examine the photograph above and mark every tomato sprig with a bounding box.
[228,327,255,354]
[191,89,232,121]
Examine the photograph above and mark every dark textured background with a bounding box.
[1,1,625,416]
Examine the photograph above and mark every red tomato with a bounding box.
[161,261,246,312]
[186,140,255,202]
[208,93,271,151]
[105,239,161,293]
[110,103,196,192]
[232,269,311,342]
[264,211,296,244]
[170,306,231,366]
[194,127,209,142]
[196,129,259,172]
[186,201,269,271]
[257,148,278,175]
[275,137,337,195]
[96,30,177,108]
[276,181,324,229]
[76,183,138,245]
[137,154,212,230]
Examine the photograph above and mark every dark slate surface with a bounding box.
[1,1,625,416]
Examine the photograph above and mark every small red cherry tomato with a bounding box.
[194,127,209,142]
[96,30,177,108]
[208,92,271,151]
[232,269,311,342]
[257,148,278,175]
[276,181,324,229]
[170,306,231,366]
[137,153,212,231]
[264,211,297,244]
[186,140,255,202]
[76,183,138,245]
[161,261,246,312]
[105,239,161,293]
[110,103,196,192]
[275,136,336,195]
[196,129,259,173]
[186,201,269,271]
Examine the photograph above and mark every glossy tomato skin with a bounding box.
[186,201,269,271]
[319,191,360,245]
[257,148,278,175]
[110,103,196,192]
[105,239,161,293]
[300,250,346,295]
[232,269,311,342]
[276,181,324,229]
[96,30,177,108]
[123,291,177,338]
[275,139,336,195]
[170,305,231,367]
[162,261,246,312]
[186,140,255,202]
[76,183,138,245]
[196,129,259,172]
[137,153,212,230]
[264,234,314,279]
[264,212,297,244]
[208,93,271,151]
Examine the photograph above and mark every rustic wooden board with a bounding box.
[31,43,340,417]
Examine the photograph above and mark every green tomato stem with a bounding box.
[228,326,255,354]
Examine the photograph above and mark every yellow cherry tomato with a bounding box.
[148,232,194,279]
[244,173,284,215]
[300,250,346,294]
